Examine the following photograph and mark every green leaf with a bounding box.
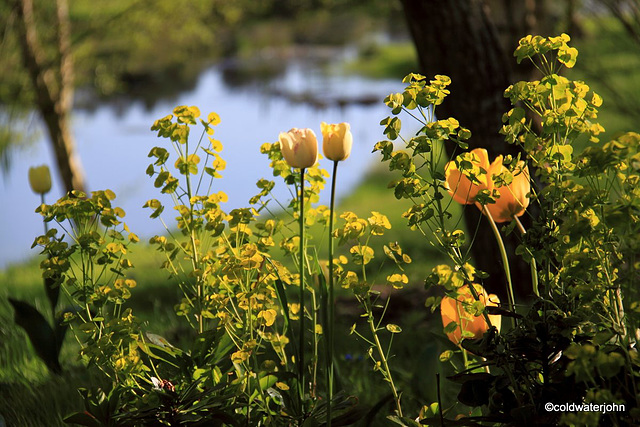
[258,374,278,390]
[148,147,169,165]
[380,117,402,140]
[8,298,62,374]
[386,324,402,333]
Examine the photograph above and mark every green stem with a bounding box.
[311,286,319,398]
[41,193,49,235]
[326,161,338,426]
[183,145,203,334]
[366,308,403,418]
[514,216,540,297]
[298,168,306,400]
[482,205,516,328]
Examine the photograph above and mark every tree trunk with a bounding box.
[14,0,86,193]
[399,0,536,300]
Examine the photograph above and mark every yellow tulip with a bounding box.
[444,148,491,205]
[482,157,531,223]
[440,284,501,346]
[28,165,52,195]
[321,122,353,162]
[278,128,318,169]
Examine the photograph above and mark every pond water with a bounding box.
[0,50,406,269]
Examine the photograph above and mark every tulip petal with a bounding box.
[322,122,352,161]
[445,166,477,205]
[28,165,52,195]
[483,159,531,222]
[440,284,500,346]
[445,148,491,205]
[278,128,318,169]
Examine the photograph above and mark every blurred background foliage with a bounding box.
[3,0,640,164]
[0,0,405,171]
[0,0,402,106]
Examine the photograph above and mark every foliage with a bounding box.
[0,0,399,107]
[8,31,640,426]
[375,33,640,426]
[22,101,410,425]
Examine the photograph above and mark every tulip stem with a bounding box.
[298,168,306,401]
[41,193,49,235]
[514,216,540,298]
[326,160,338,426]
[482,205,516,328]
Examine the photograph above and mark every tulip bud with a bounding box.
[481,158,530,223]
[278,128,318,169]
[28,165,52,195]
[440,284,501,345]
[321,122,352,162]
[445,148,491,205]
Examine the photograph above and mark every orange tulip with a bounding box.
[321,122,353,162]
[445,148,491,205]
[278,128,318,169]
[481,158,530,223]
[440,284,501,345]
[446,149,531,223]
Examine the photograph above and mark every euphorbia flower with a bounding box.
[28,165,52,195]
[482,157,530,223]
[440,284,501,345]
[321,122,353,162]
[278,128,318,169]
[444,148,491,205]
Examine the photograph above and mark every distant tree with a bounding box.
[13,0,85,192]
[3,0,225,191]
[600,0,640,43]
[582,0,640,121]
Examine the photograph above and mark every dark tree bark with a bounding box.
[14,0,86,193]
[399,0,540,301]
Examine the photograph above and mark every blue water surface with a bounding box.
[0,56,405,268]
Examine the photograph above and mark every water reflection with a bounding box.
[0,49,405,268]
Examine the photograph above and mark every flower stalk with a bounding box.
[298,167,307,400]
[482,205,517,328]
[514,216,540,298]
[325,160,338,426]
[320,122,351,425]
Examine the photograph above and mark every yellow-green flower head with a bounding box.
[28,165,52,195]
[321,122,353,161]
[278,128,318,169]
